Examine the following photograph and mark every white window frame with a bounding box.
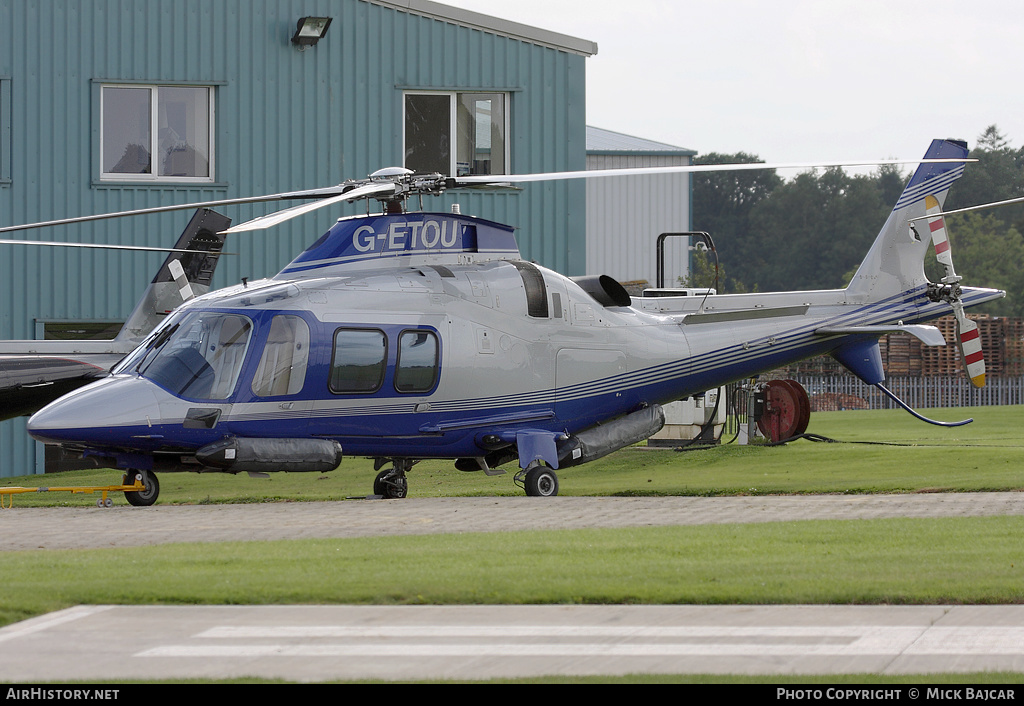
[403,90,510,177]
[0,77,10,185]
[99,83,215,183]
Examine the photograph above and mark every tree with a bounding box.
[742,166,898,291]
[939,212,1024,318]
[691,152,782,290]
[977,124,1010,151]
[678,248,750,293]
[945,125,1024,230]
[693,128,1024,299]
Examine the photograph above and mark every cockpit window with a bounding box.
[252,315,310,397]
[132,311,253,400]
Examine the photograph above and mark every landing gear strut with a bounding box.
[123,469,160,507]
[373,459,413,499]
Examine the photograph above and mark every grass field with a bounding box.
[2,405,1023,682]
[4,405,1023,504]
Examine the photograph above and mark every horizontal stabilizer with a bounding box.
[815,324,946,347]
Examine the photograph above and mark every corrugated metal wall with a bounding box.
[0,0,589,476]
[585,153,692,288]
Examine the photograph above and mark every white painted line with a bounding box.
[909,627,1024,654]
[135,640,1014,658]
[197,625,890,639]
[0,605,113,644]
[133,624,1024,659]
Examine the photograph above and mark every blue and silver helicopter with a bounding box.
[14,138,1003,504]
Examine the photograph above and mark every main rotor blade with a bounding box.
[0,185,357,235]
[0,239,214,253]
[452,158,973,185]
[221,182,397,233]
[909,194,1024,222]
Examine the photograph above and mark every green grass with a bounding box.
[3,515,1023,627]
[4,405,1023,505]
[2,406,1024,682]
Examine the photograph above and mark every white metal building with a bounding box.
[585,126,697,289]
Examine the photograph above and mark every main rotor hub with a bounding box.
[366,167,449,212]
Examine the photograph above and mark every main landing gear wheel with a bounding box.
[519,462,560,497]
[123,470,160,507]
[373,463,409,499]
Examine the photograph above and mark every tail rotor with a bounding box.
[923,195,986,388]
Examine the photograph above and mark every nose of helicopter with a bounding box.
[28,375,165,447]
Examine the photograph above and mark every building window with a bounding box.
[404,92,507,176]
[39,321,123,340]
[100,84,213,181]
[395,330,439,393]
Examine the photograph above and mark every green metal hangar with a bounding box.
[0,0,597,477]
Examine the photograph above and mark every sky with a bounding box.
[438,0,1024,167]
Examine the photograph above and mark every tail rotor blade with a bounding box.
[925,195,959,282]
[924,194,985,388]
[953,303,986,388]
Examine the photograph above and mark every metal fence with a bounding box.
[791,375,1024,411]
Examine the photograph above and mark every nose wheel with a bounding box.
[123,470,160,506]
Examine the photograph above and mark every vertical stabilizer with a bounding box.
[116,209,229,342]
[845,139,968,302]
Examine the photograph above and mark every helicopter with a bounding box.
[0,208,228,423]
[12,138,1004,505]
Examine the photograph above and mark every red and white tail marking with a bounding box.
[950,307,983,387]
[925,194,957,277]
[956,313,986,388]
[925,194,985,388]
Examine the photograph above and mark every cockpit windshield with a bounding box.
[117,311,253,400]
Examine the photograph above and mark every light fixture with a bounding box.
[291,16,333,47]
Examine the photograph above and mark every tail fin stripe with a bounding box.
[894,167,964,210]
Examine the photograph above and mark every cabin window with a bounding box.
[395,330,439,393]
[404,91,508,176]
[100,84,214,182]
[252,315,310,397]
[133,311,253,400]
[330,329,387,393]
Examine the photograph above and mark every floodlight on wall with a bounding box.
[292,16,332,47]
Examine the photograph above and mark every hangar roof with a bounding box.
[372,0,599,56]
[586,126,696,155]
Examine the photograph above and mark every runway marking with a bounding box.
[136,625,1024,658]
[0,605,112,644]
[198,625,888,637]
